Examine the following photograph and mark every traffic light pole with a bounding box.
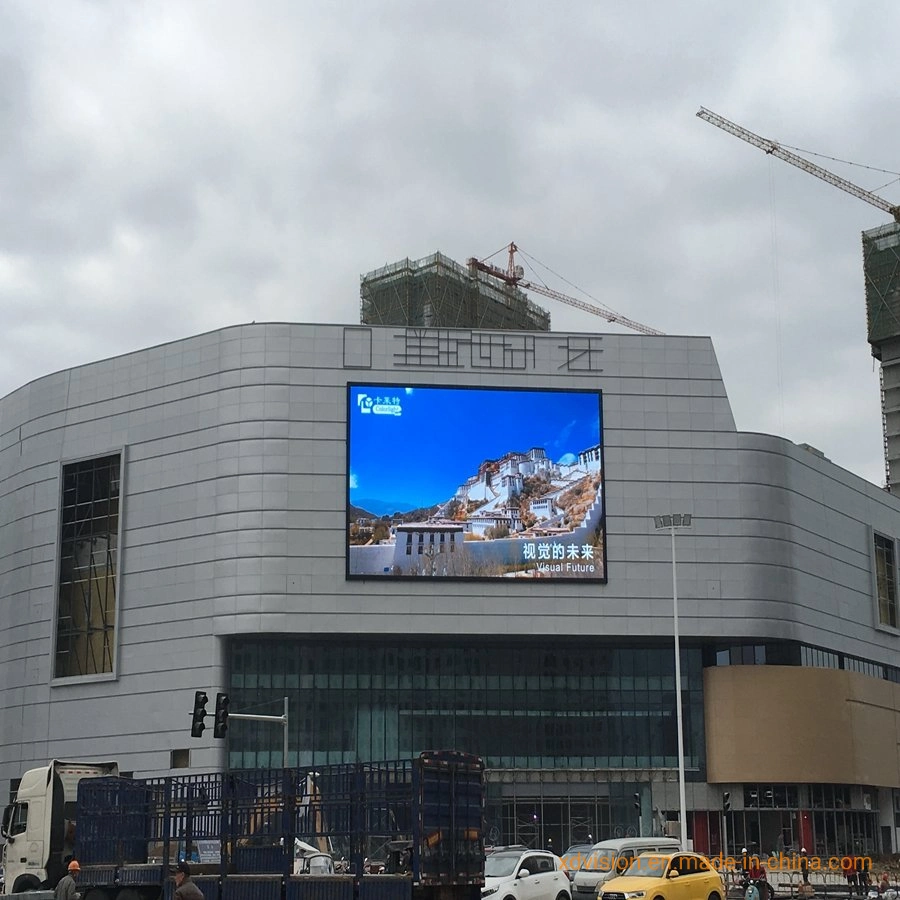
[722,792,731,857]
[228,696,289,765]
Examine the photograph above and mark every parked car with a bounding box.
[483,848,572,900]
[561,844,594,882]
[572,837,682,899]
[598,851,725,900]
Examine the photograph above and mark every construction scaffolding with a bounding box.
[360,252,551,331]
[864,222,900,352]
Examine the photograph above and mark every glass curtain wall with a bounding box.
[229,639,706,772]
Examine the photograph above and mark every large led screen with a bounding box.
[347,383,606,582]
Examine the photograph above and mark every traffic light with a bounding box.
[190,690,208,738]
[633,792,641,809]
[723,791,731,812]
[213,692,230,739]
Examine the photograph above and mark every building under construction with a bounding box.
[360,252,551,331]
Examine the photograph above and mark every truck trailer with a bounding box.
[1,751,485,900]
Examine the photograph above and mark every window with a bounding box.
[811,784,852,809]
[55,454,121,678]
[800,646,839,670]
[8,802,28,836]
[170,749,190,769]
[714,645,768,666]
[845,656,884,679]
[874,532,898,628]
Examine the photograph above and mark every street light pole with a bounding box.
[653,513,692,850]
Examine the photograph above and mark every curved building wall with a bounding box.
[1,322,899,798]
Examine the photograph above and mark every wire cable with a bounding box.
[480,243,512,263]
[517,247,619,313]
[768,159,785,434]
[780,143,900,179]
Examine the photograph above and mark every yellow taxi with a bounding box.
[597,851,725,900]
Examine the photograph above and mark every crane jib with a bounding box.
[696,107,900,223]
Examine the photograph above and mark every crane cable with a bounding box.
[768,160,785,435]
[480,243,514,264]
[481,241,658,327]
[780,143,900,194]
[516,246,626,317]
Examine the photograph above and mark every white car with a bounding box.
[483,848,572,900]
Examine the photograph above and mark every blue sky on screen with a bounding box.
[349,385,602,510]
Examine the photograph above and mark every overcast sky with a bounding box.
[3,1,899,486]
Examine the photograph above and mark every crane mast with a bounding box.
[466,243,664,336]
[696,107,900,223]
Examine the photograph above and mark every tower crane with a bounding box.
[696,107,900,223]
[696,106,900,491]
[466,243,664,336]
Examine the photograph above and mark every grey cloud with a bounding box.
[2,0,900,486]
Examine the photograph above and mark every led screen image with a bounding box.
[347,383,606,582]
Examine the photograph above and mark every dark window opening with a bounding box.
[55,454,121,678]
[874,533,898,628]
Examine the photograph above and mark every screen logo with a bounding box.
[357,392,402,416]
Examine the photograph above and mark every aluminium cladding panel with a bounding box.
[0,321,898,784]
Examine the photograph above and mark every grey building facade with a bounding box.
[2,322,899,856]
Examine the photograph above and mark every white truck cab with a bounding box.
[1,760,118,895]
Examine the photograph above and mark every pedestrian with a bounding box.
[855,854,870,894]
[171,861,204,900]
[842,855,856,896]
[799,848,810,885]
[55,860,81,900]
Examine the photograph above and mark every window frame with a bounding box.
[51,448,127,685]
[872,529,900,632]
[9,801,28,836]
